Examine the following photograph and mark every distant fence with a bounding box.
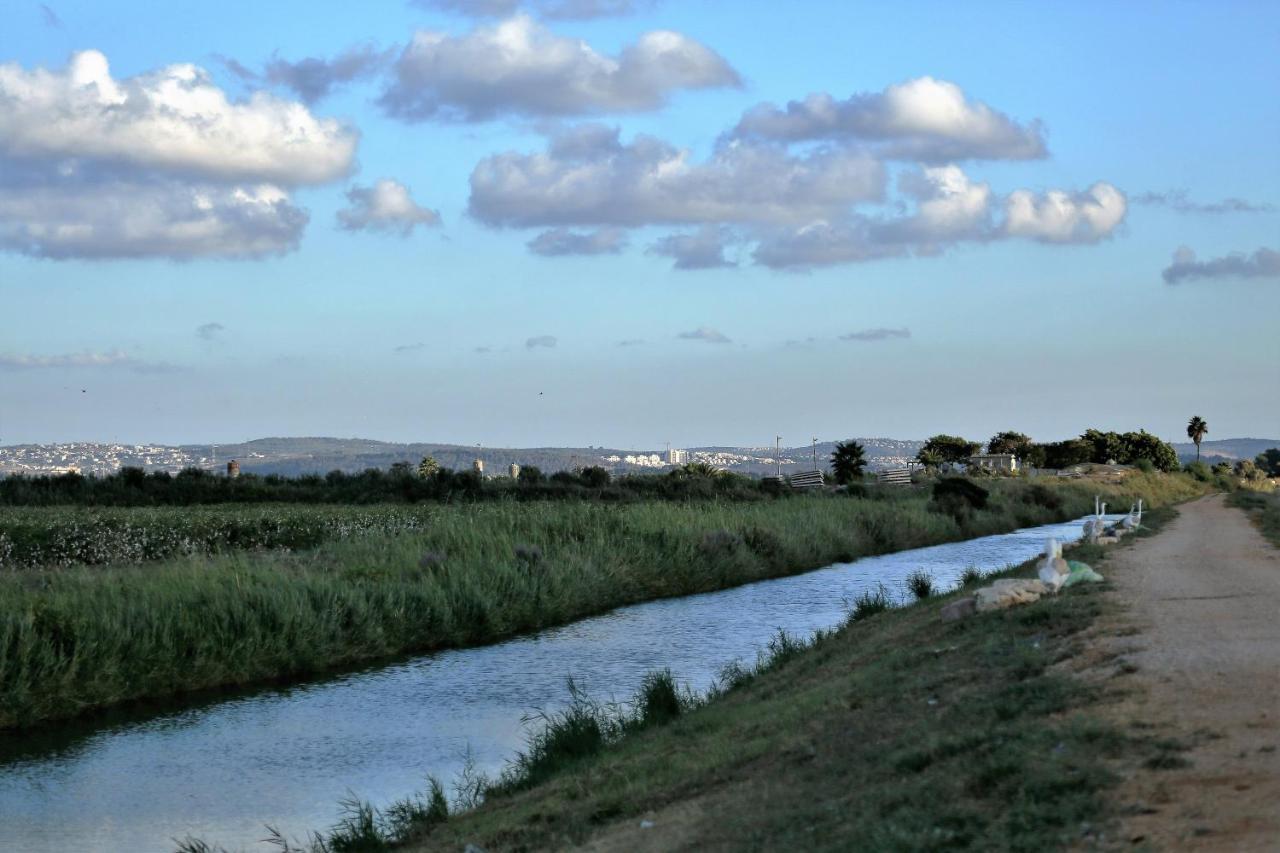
[788,470,825,490]
[876,468,912,486]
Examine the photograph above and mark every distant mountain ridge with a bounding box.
[1170,438,1279,463]
[4,435,1275,478]
[0,436,926,477]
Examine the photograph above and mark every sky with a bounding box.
[1,0,1277,450]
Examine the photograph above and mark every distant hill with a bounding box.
[1,436,923,478]
[1171,438,1279,463]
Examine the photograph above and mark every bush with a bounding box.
[905,570,934,600]
[1183,461,1212,482]
[1134,458,1155,474]
[851,586,891,620]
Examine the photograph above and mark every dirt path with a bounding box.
[1106,494,1280,850]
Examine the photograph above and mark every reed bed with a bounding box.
[0,475,1202,729]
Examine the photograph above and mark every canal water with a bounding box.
[0,516,1110,852]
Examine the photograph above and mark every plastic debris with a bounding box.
[1063,559,1104,586]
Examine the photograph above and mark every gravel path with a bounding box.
[1109,494,1280,850]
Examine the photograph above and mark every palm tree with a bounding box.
[1186,416,1208,461]
[829,440,867,485]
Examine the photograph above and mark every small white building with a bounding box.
[968,453,1019,472]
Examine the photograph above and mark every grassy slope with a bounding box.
[404,507,1184,852]
[0,476,1201,729]
[1227,488,1280,547]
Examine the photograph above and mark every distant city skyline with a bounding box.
[2,1,1277,446]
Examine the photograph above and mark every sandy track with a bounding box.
[1107,494,1280,850]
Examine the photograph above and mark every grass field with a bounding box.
[0,474,1204,730]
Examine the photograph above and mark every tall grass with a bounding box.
[0,476,1203,728]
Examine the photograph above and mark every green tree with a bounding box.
[517,465,544,485]
[1121,430,1179,472]
[1081,429,1126,464]
[1256,448,1280,477]
[1186,416,1208,461]
[829,440,867,485]
[916,434,981,466]
[417,456,440,479]
[986,431,1033,459]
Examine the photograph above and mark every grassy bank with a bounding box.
[0,475,1202,730]
[1228,488,1280,547]
[196,505,1183,852]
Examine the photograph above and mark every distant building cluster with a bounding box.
[0,443,202,476]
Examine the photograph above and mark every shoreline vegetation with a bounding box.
[0,473,1203,731]
[183,496,1190,853]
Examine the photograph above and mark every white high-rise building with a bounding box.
[667,447,689,465]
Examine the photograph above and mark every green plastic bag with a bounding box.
[1063,560,1103,586]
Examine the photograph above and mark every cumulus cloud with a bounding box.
[1161,246,1280,284]
[0,51,356,184]
[526,335,557,349]
[527,227,628,256]
[196,322,225,341]
[337,179,441,235]
[0,349,174,372]
[0,51,355,260]
[1003,182,1126,243]
[732,77,1046,162]
[839,327,911,342]
[0,178,309,260]
[1131,189,1274,215]
[418,0,644,19]
[469,125,885,227]
[224,45,391,105]
[751,173,1126,270]
[649,225,737,269]
[380,14,740,121]
[677,326,731,344]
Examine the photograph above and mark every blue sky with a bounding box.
[1,0,1277,449]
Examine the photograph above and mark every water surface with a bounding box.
[0,516,1107,852]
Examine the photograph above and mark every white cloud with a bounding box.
[0,349,174,372]
[752,172,1126,270]
[0,50,357,184]
[0,179,308,260]
[469,125,885,227]
[1162,246,1280,284]
[732,77,1046,162]
[526,335,558,349]
[1131,190,1274,215]
[648,225,737,270]
[527,227,628,256]
[337,179,441,235]
[839,327,910,342]
[418,0,644,19]
[1003,182,1126,243]
[380,15,740,121]
[677,326,731,344]
[0,51,356,260]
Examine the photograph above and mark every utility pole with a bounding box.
[812,437,819,472]
[775,435,782,478]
